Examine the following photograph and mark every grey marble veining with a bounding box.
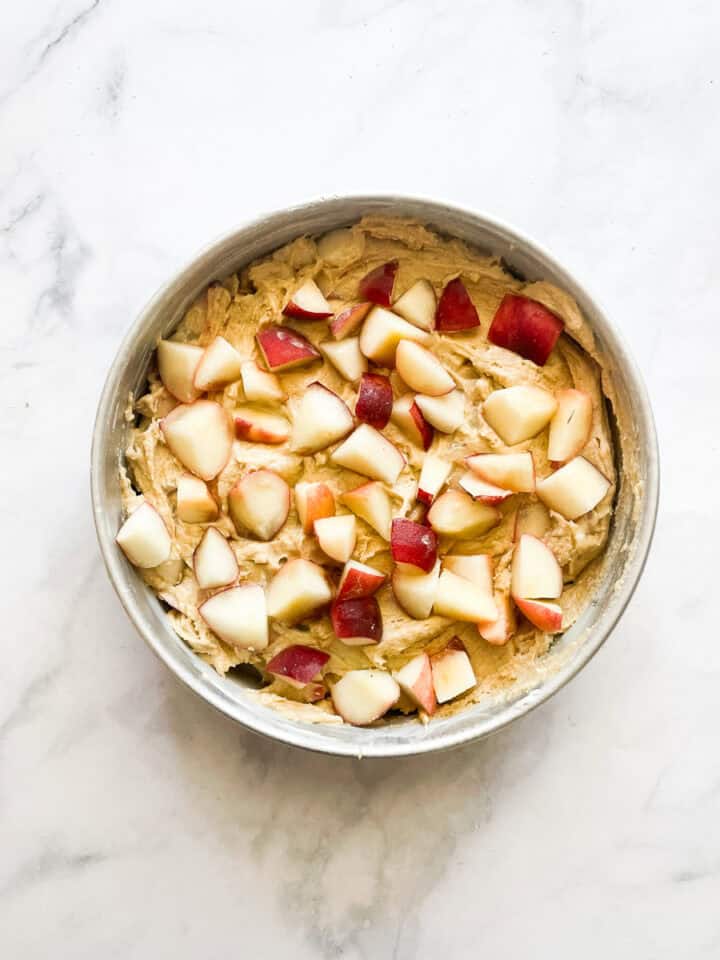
[2,0,718,956]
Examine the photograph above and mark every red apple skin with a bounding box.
[390,519,438,573]
[256,325,321,371]
[513,597,562,632]
[435,278,480,332]
[331,597,383,644]
[358,261,398,306]
[355,373,393,429]
[336,561,386,600]
[266,644,330,683]
[408,400,434,450]
[487,294,564,366]
[329,302,372,339]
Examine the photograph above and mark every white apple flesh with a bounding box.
[193,527,238,590]
[465,451,535,492]
[266,558,333,624]
[547,389,593,463]
[393,652,437,714]
[193,336,243,391]
[483,385,558,445]
[161,400,233,481]
[536,456,610,520]
[199,584,268,650]
[433,569,497,622]
[157,340,204,403]
[341,481,393,540]
[319,337,368,382]
[290,382,355,454]
[331,670,400,725]
[427,490,499,539]
[313,514,357,563]
[331,424,405,484]
[228,469,290,541]
[359,306,432,367]
[395,340,454,396]
[511,534,563,599]
[391,559,440,619]
[414,390,464,433]
[176,475,218,523]
[240,359,286,404]
[116,502,172,568]
[392,279,436,332]
[430,640,477,704]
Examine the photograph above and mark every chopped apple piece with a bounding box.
[116,502,172,568]
[393,279,436,332]
[157,340,204,403]
[176,475,218,523]
[358,260,397,306]
[359,306,431,367]
[331,424,405,484]
[390,394,434,450]
[341,481,392,540]
[228,469,290,540]
[513,501,551,540]
[193,336,243,391]
[290,382,354,454]
[443,554,494,597]
[283,278,332,320]
[233,406,291,444]
[511,534,563,599]
[391,559,440,620]
[431,639,476,703]
[336,559,386,600]
[329,302,372,339]
[514,597,563,632]
[355,373,393,429]
[427,490,499,539]
[266,644,330,684]
[331,596,382,645]
[314,515,357,563]
[331,670,400,725]
[395,340,454,396]
[435,278,479,332]
[266,558,333,624]
[478,592,516,645]
[161,400,233,481]
[199,584,268,650]
[240,360,285,404]
[256,325,320,372]
[459,471,513,505]
[319,337,367,382]
[465,451,535,492]
[390,518,438,573]
[193,527,238,589]
[547,389,593,463]
[536,456,610,520]
[488,294,564,366]
[295,481,335,533]
[415,390,464,433]
[416,455,451,506]
[393,653,436,714]
[483,385,557,445]
[434,570,497,622]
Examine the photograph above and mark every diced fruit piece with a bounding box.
[459,471,513,505]
[483,385,558,445]
[256,325,320,372]
[359,307,431,367]
[290,382,354,454]
[331,596,382,645]
[536,456,610,520]
[283,278,332,320]
[415,390,464,433]
[116,502,171,568]
[393,279,436,332]
[199,584,268,650]
[331,425,405,484]
[336,559,386,600]
[233,406,290,444]
[511,534,563,599]
[435,278,479,332]
[417,454,451,506]
[390,394,434,450]
[295,481,335,534]
[341,481,392,540]
[513,501,551,540]
[393,653,436,714]
[176,475,218,523]
[193,336,243,391]
[193,527,238,589]
[228,469,290,540]
[240,360,285,403]
[547,389,593,463]
[391,559,440,620]
[331,670,400,725]
[430,639,477,703]
[157,340,204,403]
[434,570,497,622]
[355,373,393,429]
[478,592,516,645]
[488,294,564,366]
[443,554,494,597]
[319,337,367,382]
[161,400,233,481]
[314,515,356,563]
[329,302,372,340]
[514,597,563,632]
[358,260,397,306]
[266,644,330,684]
[266,558,333,624]
[390,518,438,573]
[396,340,454,396]
[465,451,535,492]
[427,490,500,539]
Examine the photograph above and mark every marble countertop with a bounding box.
[3,1,717,956]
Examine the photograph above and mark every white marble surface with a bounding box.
[2,0,717,955]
